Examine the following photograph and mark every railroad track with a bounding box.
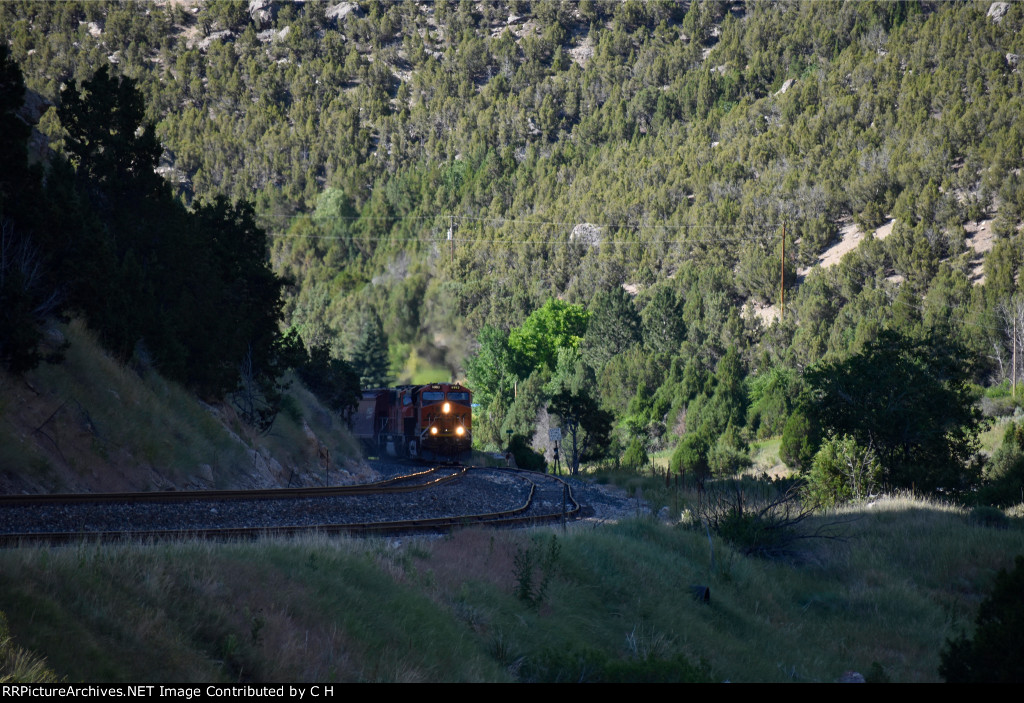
[0,466,579,545]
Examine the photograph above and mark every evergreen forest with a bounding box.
[3,0,1024,504]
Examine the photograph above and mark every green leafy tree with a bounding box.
[685,347,748,446]
[620,436,649,471]
[596,345,663,417]
[500,368,550,444]
[508,433,547,471]
[707,423,751,478]
[746,366,801,439]
[297,341,361,423]
[232,327,307,434]
[806,330,981,494]
[0,46,34,219]
[779,409,819,472]
[548,386,613,475]
[0,49,63,374]
[465,324,519,448]
[640,283,685,355]
[51,65,294,409]
[669,433,709,480]
[185,196,291,398]
[465,324,515,409]
[57,65,163,201]
[508,298,590,375]
[979,421,1024,507]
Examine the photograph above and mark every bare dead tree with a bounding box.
[231,344,282,434]
[0,220,61,320]
[0,219,65,373]
[695,481,852,561]
[997,296,1024,396]
[233,345,260,429]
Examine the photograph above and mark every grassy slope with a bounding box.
[0,319,367,495]
[1,495,1021,683]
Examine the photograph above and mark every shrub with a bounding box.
[979,422,1024,507]
[803,434,881,508]
[0,612,60,683]
[967,506,1009,530]
[620,437,649,472]
[512,534,560,609]
[707,424,751,477]
[509,433,546,471]
[669,434,708,479]
[940,555,1024,682]
[521,645,709,683]
[805,330,981,494]
[779,409,818,471]
[980,395,1017,418]
[694,481,833,560]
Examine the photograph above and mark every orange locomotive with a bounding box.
[353,383,472,461]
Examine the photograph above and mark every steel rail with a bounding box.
[0,466,581,546]
[0,466,465,505]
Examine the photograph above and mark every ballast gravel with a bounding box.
[0,470,532,535]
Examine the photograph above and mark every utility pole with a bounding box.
[780,221,786,321]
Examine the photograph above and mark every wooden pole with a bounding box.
[780,221,786,321]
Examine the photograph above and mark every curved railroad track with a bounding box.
[0,466,579,545]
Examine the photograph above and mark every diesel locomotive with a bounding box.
[353,382,472,461]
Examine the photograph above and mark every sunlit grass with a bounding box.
[750,437,782,472]
[978,416,1010,456]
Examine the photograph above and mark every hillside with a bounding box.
[3,2,1021,347]
[3,1,1024,493]
[0,320,370,494]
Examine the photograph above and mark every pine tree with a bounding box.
[351,312,390,389]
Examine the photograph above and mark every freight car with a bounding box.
[353,383,472,462]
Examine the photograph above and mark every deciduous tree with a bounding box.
[548,386,612,475]
[806,330,981,493]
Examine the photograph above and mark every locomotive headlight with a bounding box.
[443,402,451,414]
[430,426,438,435]
[456,426,465,436]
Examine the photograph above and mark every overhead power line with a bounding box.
[263,211,791,245]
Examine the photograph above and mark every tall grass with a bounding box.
[0,536,505,682]
[1,492,1020,682]
[0,612,59,683]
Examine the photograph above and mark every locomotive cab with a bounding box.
[353,383,472,462]
[415,383,472,461]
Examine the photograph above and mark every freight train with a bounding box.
[353,383,472,462]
